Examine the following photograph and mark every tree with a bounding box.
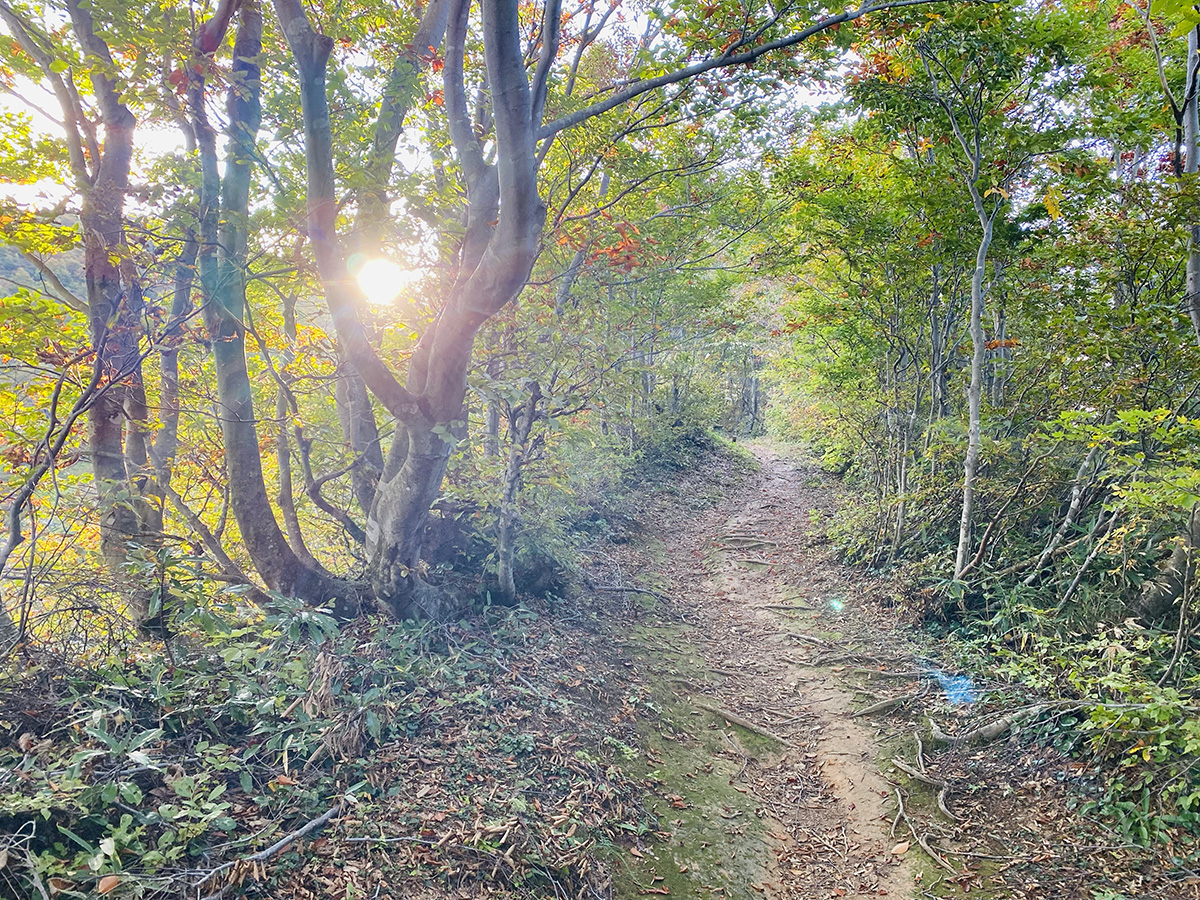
[264,0,947,617]
[850,4,1074,578]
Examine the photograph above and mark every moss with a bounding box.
[601,619,777,898]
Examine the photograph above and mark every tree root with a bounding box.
[891,757,962,822]
[715,535,778,551]
[785,632,834,648]
[894,788,959,875]
[852,692,918,718]
[927,703,1055,746]
[891,756,945,789]
[695,699,789,745]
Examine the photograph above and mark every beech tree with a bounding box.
[256,0,948,617]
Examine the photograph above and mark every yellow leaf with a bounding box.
[984,185,1010,200]
[1044,186,1063,221]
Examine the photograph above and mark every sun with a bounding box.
[356,258,409,305]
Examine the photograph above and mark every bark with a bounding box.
[330,1,450,518]
[496,384,541,603]
[917,44,1000,581]
[60,0,143,580]
[955,215,993,579]
[334,367,384,516]
[1140,511,1200,621]
[1186,26,1200,344]
[191,1,363,616]
[276,294,319,567]
[149,234,200,494]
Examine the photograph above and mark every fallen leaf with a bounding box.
[98,875,120,894]
[890,841,910,856]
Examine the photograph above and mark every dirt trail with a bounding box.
[612,442,916,898]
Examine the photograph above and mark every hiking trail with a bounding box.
[603,442,917,898]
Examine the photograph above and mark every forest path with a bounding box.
[609,442,915,898]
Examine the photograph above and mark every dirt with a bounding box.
[599,442,918,898]
[597,441,1195,900]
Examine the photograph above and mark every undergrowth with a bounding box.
[0,599,655,899]
[903,597,1200,872]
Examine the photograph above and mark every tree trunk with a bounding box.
[955,216,994,579]
[192,0,362,616]
[334,366,384,516]
[367,414,458,617]
[1186,27,1200,343]
[1140,510,1200,622]
[57,0,158,624]
[331,2,449,518]
[1140,27,1200,616]
[496,385,541,604]
[275,0,543,618]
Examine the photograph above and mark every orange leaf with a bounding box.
[98,875,120,894]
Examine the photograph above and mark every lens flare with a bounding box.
[356,258,407,305]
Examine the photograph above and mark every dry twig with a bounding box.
[852,692,919,718]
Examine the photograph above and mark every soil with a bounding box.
[596,441,1196,900]
[175,439,1195,900]
[597,441,914,899]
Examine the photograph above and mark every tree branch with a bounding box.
[540,0,967,139]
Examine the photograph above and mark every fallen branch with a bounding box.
[194,800,345,893]
[993,532,1093,578]
[927,703,1060,746]
[591,585,671,603]
[760,602,815,611]
[849,667,928,679]
[695,700,789,745]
